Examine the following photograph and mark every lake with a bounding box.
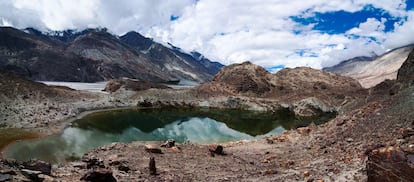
[3,108,335,163]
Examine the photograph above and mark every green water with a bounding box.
[4,108,335,163]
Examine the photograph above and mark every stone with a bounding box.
[336,119,345,126]
[346,138,354,142]
[81,168,117,182]
[367,146,414,182]
[0,174,12,182]
[401,128,414,138]
[38,174,55,182]
[208,145,225,155]
[22,159,51,175]
[297,127,311,135]
[262,169,277,175]
[145,144,163,154]
[83,157,105,169]
[303,171,310,177]
[21,169,42,182]
[118,164,130,173]
[149,157,156,175]
[160,139,175,148]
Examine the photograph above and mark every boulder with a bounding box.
[145,144,163,154]
[82,157,105,169]
[104,78,170,93]
[80,168,117,182]
[366,146,414,182]
[22,159,51,175]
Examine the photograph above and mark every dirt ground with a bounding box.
[1,69,413,181]
[39,86,409,181]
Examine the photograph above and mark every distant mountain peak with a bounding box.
[0,26,223,83]
[324,45,414,88]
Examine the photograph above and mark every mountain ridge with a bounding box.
[324,44,414,88]
[0,26,223,83]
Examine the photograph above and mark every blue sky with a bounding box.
[0,0,413,71]
[291,5,401,34]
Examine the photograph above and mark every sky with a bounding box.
[1,0,414,72]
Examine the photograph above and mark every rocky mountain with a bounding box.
[324,45,414,88]
[196,61,366,116]
[200,61,363,97]
[0,27,222,83]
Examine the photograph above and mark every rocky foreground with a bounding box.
[1,53,414,181]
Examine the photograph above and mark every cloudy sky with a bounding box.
[1,0,414,71]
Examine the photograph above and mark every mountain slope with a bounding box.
[0,27,222,83]
[324,45,414,88]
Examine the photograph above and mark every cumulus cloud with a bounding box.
[0,0,413,69]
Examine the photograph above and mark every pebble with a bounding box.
[0,174,12,181]
[346,138,354,142]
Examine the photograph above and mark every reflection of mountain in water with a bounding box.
[6,117,258,163]
[6,108,335,163]
[72,108,318,136]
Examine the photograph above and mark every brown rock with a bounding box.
[262,169,278,175]
[401,128,414,139]
[303,171,310,177]
[336,119,346,126]
[104,78,170,93]
[149,157,156,175]
[297,127,311,135]
[160,139,175,148]
[80,168,117,182]
[22,159,51,175]
[367,146,414,182]
[208,145,225,155]
[82,157,105,169]
[145,144,163,154]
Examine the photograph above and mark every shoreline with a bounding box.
[0,105,141,156]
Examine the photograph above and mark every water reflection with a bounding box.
[5,108,335,163]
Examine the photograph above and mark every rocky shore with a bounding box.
[1,57,414,181]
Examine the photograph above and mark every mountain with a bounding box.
[196,61,365,116]
[324,45,414,88]
[0,27,223,83]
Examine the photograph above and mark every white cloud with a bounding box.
[0,0,413,69]
[384,11,414,48]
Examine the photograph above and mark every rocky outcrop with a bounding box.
[367,147,414,182]
[0,27,222,83]
[104,78,170,93]
[211,61,273,96]
[366,127,414,182]
[199,62,363,98]
[368,49,414,97]
[195,62,365,116]
[397,48,414,86]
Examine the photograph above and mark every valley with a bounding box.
[0,27,413,181]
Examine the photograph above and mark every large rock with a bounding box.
[103,77,170,93]
[22,159,51,175]
[80,168,117,182]
[366,146,414,182]
[397,49,414,86]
